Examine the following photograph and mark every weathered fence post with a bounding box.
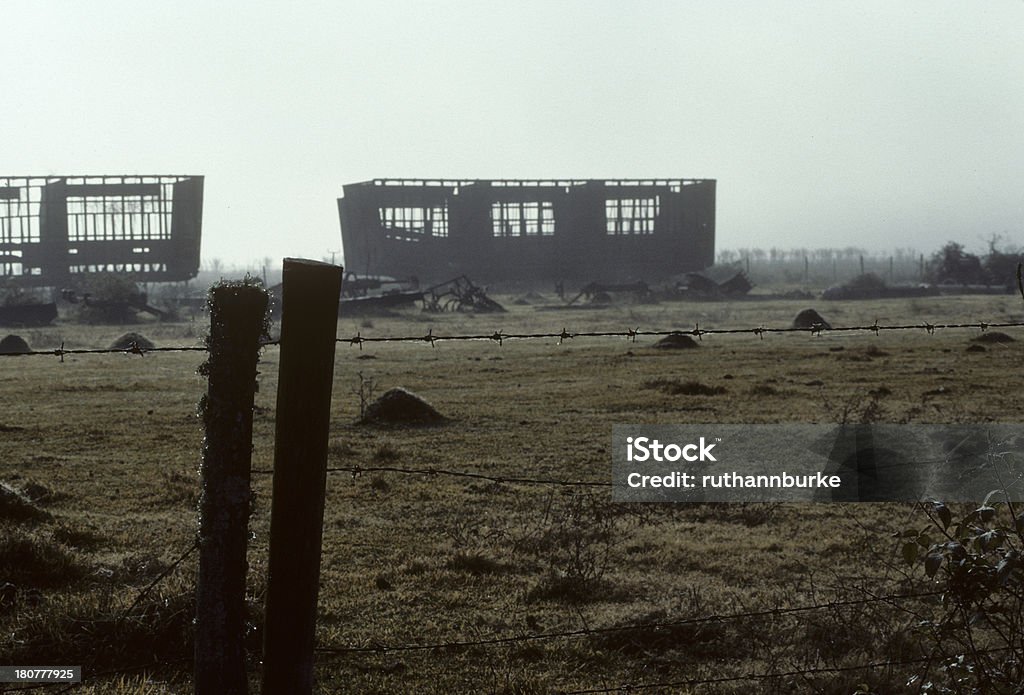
[261,259,343,695]
[195,281,269,695]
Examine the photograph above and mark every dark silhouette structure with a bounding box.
[337,178,715,284]
[0,175,203,286]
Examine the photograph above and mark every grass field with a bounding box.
[1,293,1022,693]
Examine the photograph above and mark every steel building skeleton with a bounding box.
[0,174,203,286]
[338,178,716,284]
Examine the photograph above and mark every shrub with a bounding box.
[899,498,1024,693]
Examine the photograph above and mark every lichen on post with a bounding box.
[195,278,269,695]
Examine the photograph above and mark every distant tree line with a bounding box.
[924,236,1021,287]
[717,236,1021,289]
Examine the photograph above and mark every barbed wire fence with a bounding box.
[1,585,968,694]
[3,302,1022,691]
[1,318,1023,360]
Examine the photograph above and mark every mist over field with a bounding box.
[2,1,1022,267]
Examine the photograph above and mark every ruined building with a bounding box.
[0,175,203,286]
[337,178,715,284]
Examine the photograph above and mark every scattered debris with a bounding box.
[0,334,30,354]
[676,268,753,298]
[342,273,384,298]
[336,272,425,316]
[360,388,447,426]
[109,332,156,351]
[653,334,700,350]
[792,309,832,330]
[567,282,652,306]
[422,276,504,313]
[341,292,424,317]
[61,284,169,323]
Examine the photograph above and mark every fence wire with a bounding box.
[0,342,209,360]
[557,648,1013,694]
[1,319,1022,360]
[3,542,198,694]
[252,464,610,488]
[340,320,1024,349]
[4,311,1020,691]
[313,589,941,655]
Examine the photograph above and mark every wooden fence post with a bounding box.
[195,281,269,695]
[261,259,343,695]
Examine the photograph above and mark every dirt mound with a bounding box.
[0,482,52,522]
[109,332,155,351]
[0,334,30,354]
[360,388,447,426]
[653,334,699,350]
[971,331,1015,344]
[793,309,832,330]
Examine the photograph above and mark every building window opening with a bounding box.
[378,205,448,239]
[0,188,41,245]
[66,194,170,243]
[491,201,555,237]
[606,196,659,235]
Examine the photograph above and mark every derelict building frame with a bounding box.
[0,174,203,287]
[337,178,715,284]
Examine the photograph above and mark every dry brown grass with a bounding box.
[0,294,1021,692]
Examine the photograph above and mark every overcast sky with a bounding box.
[3,1,1022,268]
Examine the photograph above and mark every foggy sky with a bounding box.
[3,1,1022,268]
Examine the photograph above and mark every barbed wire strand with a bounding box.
[1,541,197,694]
[1,315,1017,691]
[252,464,609,487]
[313,589,941,655]
[341,320,1024,348]
[4,647,1004,694]
[557,647,1012,694]
[115,540,199,625]
[0,342,208,361]
[253,449,993,487]
[1,319,1021,360]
